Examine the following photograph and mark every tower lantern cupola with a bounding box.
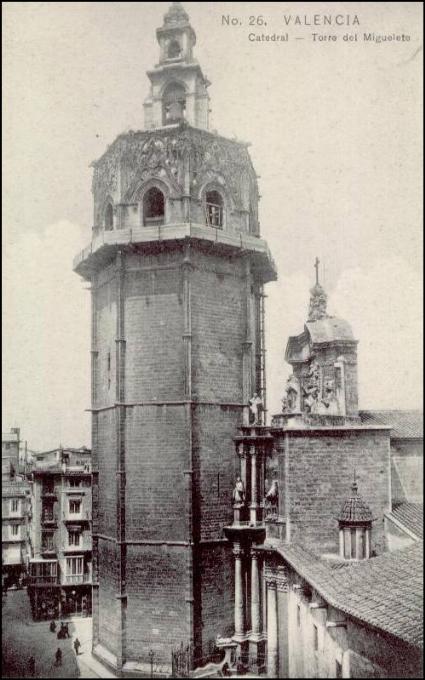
[281,260,360,422]
[144,2,211,130]
[338,478,373,560]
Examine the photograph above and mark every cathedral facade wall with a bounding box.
[276,428,391,554]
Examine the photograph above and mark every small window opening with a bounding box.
[162,83,186,125]
[143,187,165,226]
[313,624,319,651]
[168,40,181,59]
[104,203,114,231]
[107,351,111,390]
[205,190,224,228]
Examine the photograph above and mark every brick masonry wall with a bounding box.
[191,252,245,403]
[96,410,117,537]
[94,275,117,407]
[125,268,185,402]
[278,429,391,554]
[197,543,234,660]
[92,245,261,664]
[97,538,120,657]
[125,404,188,542]
[192,404,240,542]
[125,544,189,663]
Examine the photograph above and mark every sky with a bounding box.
[3,2,423,451]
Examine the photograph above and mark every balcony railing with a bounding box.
[63,573,91,585]
[63,511,91,523]
[41,490,57,498]
[42,512,58,525]
[28,574,59,586]
[41,542,57,554]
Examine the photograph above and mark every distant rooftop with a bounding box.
[359,410,423,440]
[272,541,423,648]
[389,502,423,540]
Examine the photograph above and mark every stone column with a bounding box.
[339,528,344,558]
[250,445,257,524]
[240,443,247,491]
[366,528,371,559]
[251,550,261,637]
[234,544,245,639]
[355,528,363,560]
[267,581,278,678]
[342,649,350,678]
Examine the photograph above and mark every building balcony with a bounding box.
[5,535,24,543]
[73,222,277,284]
[63,512,91,524]
[62,573,91,585]
[41,513,58,526]
[28,575,59,586]
[41,491,57,499]
[41,543,57,556]
[62,544,92,554]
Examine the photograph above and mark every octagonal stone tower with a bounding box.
[74,3,276,673]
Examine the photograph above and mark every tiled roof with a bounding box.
[390,502,423,539]
[273,541,423,648]
[338,482,373,523]
[359,410,423,439]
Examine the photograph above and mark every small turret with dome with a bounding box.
[337,475,374,560]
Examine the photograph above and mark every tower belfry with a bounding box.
[74,2,276,673]
[144,2,211,130]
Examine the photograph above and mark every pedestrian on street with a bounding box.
[74,637,81,655]
[28,656,35,677]
[55,648,62,666]
[50,619,56,633]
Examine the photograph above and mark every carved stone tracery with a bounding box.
[92,127,258,222]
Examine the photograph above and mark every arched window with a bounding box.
[162,82,186,125]
[104,203,114,231]
[143,187,165,226]
[167,40,181,59]
[205,190,224,228]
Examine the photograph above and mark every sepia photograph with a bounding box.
[2,2,423,678]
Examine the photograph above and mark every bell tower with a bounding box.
[144,1,210,130]
[74,2,276,673]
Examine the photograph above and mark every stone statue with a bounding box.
[265,479,278,505]
[318,378,339,415]
[265,476,279,519]
[232,476,245,505]
[249,393,263,424]
[282,374,301,413]
[302,360,321,413]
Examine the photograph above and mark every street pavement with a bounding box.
[2,589,115,679]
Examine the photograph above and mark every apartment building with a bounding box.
[27,446,92,620]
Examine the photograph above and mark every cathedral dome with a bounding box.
[305,317,355,344]
[338,481,373,525]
